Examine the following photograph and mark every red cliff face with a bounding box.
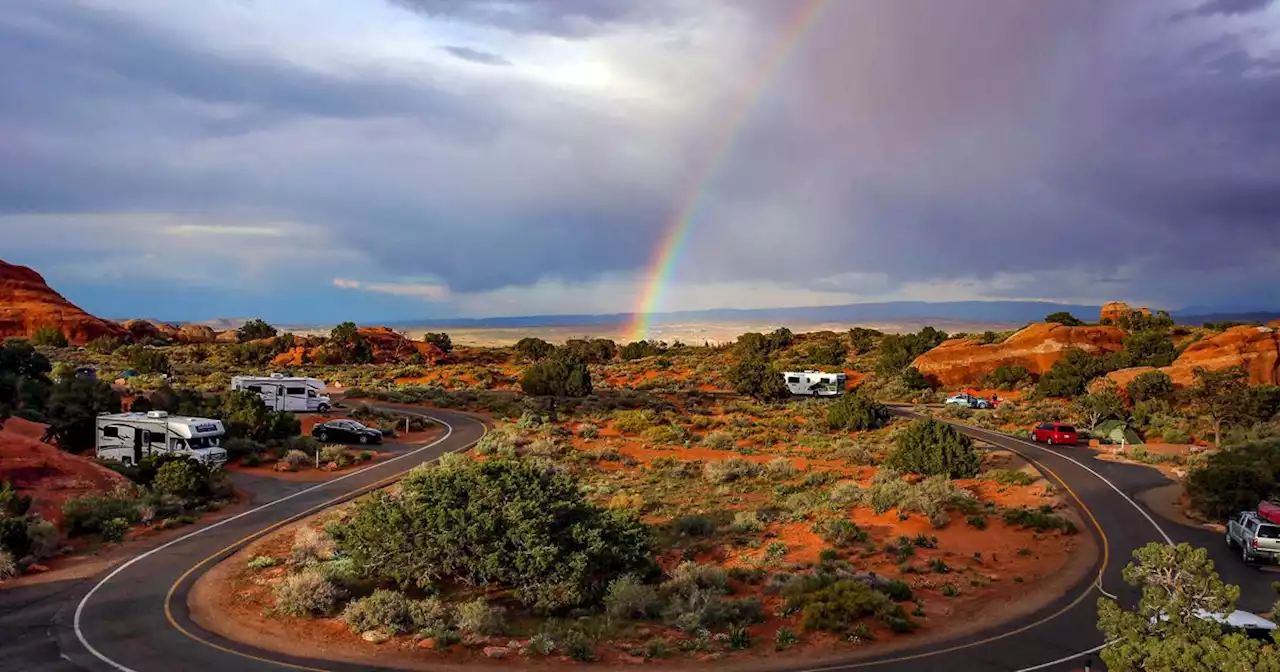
[911,322,1128,387]
[0,260,127,344]
[1103,325,1280,389]
[1099,301,1151,325]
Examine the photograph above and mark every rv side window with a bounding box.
[248,385,263,393]
[150,432,166,445]
[787,377,800,384]
[102,426,119,438]
[286,387,306,395]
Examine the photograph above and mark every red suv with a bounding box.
[1031,422,1078,445]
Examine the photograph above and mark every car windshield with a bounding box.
[1258,525,1280,539]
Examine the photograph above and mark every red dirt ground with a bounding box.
[0,418,131,525]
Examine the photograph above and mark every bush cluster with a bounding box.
[1187,437,1280,519]
[826,393,889,432]
[332,459,652,611]
[884,419,981,479]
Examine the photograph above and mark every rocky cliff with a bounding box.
[1103,325,1280,389]
[1099,301,1151,325]
[911,322,1128,387]
[0,259,126,344]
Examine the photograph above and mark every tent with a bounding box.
[1094,419,1142,446]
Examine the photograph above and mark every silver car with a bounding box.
[1226,511,1280,564]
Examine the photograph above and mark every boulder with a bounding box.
[483,646,509,659]
[177,324,216,344]
[0,259,128,345]
[1101,325,1280,388]
[122,319,181,343]
[361,630,390,644]
[215,329,240,344]
[911,323,1127,387]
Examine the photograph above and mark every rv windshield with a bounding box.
[189,436,221,449]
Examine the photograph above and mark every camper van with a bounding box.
[231,375,331,413]
[782,370,847,397]
[95,411,228,468]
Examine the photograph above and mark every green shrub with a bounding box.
[662,561,728,596]
[983,365,1031,391]
[453,598,505,636]
[30,326,68,348]
[604,574,660,619]
[774,626,799,650]
[701,431,736,450]
[813,519,867,547]
[983,469,1037,486]
[613,410,656,434]
[273,570,341,617]
[152,460,204,498]
[826,394,890,432]
[62,489,141,537]
[1186,438,1280,519]
[1001,507,1078,534]
[341,589,445,634]
[1127,371,1175,402]
[880,579,913,602]
[577,423,599,439]
[644,424,686,445]
[766,457,797,480]
[884,419,981,478]
[247,555,279,570]
[966,514,987,529]
[565,629,596,662]
[731,510,765,533]
[799,580,900,633]
[726,356,791,401]
[520,352,592,398]
[703,458,763,484]
[332,459,652,611]
[0,549,15,579]
[317,444,349,467]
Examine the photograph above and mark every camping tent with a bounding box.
[1094,419,1142,446]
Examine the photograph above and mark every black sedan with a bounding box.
[311,419,383,445]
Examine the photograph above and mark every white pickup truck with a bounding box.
[1226,510,1280,565]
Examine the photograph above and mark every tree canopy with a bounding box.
[884,419,981,479]
[1097,542,1279,671]
[0,339,52,425]
[45,377,121,453]
[520,352,592,398]
[1045,311,1085,326]
[422,332,453,353]
[726,356,791,401]
[236,318,278,343]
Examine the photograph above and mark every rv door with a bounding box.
[133,429,144,464]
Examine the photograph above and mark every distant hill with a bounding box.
[385,301,1105,330]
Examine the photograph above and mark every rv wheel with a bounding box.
[317,404,330,414]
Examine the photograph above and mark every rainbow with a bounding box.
[626,0,831,342]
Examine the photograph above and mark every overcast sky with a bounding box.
[2,0,1278,323]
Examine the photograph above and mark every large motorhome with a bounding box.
[95,411,228,468]
[231,374,331,413]
[781,370,847,397]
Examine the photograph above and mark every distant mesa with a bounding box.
[911,322,1127,388]
[0,259,128,344]
[1102,324,1280,389]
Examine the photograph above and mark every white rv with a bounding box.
[231,374,331,413]
[782,370,848,397]
[95,411,229,468]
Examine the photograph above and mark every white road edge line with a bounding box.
[74,410,465,672]
[964,424,1172,672]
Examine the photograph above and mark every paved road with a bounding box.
[5,405,1276,672]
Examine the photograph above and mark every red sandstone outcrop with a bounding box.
[269,327,446,367]
[911,323,1128,387]
[0,259,127,345]
[178,324,216,344]
[215,329,241,344]
[1099,301,1151,325]
[122,319,183,343]
[1102,325,1280,389]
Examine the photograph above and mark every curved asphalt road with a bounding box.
[35,406,1276,672]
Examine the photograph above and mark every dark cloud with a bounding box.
[2,0,1279,318]
[442,45,511,66]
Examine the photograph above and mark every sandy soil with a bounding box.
[0,418,132,525]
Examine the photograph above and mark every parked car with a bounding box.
[1031,422,1079,445]
[311,419,383,445]
[945,393,991,409]
[1226,509,1280,565]
[1154,609,1277,641]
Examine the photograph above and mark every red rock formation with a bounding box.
[0,259,127,344]
[0,418,132,525]
[268,327,447,367]
[121,319,182,343]
[1102,325,1280,388]
[911,323,1128,387]
[1099,301,1151,325]
[1269,319,1280,329]
[215,329,240,344]
[177,324,216,344]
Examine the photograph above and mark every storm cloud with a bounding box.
[0,0,1277,322]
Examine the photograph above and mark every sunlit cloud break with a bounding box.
[333,278,451,301]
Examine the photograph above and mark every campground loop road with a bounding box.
[57,405,1216,672]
